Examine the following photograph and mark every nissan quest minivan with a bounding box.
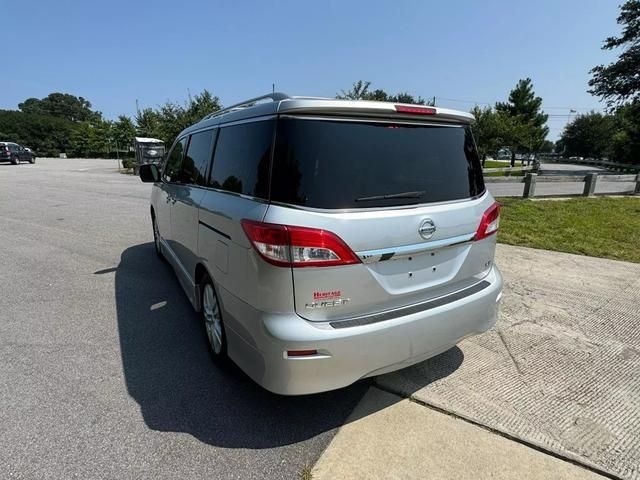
[139,93,503,395]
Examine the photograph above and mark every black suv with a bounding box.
[0,142,36,165]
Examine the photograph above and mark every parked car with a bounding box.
[24,147,36,162]
[0,142,36,164]
[139,93,503,395]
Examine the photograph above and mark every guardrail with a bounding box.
[485,173,640,198]
[545,158,640,173]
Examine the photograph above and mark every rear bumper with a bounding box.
[220,265,503,395]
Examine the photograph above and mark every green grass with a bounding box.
[497,196,640,263]
[483,160,527,176]
[485,170,525,177]
[483,160,509,168]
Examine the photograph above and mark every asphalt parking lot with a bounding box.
[0,158,368,479]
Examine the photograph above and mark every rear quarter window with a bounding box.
[163,138,186,183]
[271,118,484,209]
[209,119,274,198]
[179,129,216,186]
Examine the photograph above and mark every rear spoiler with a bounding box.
[277,99,475,124]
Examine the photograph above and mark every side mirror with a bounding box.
[139,163,160,183]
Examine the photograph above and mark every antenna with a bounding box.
[272,83,275,94]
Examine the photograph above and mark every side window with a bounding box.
[209,119,274,198]
[179,129,216,185]
[163,137,187,183]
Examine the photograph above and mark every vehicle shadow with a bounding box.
[115,242,463,448]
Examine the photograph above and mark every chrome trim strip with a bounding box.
[356,233,476,263]
[266,190,489,214]
[329,280,491,329]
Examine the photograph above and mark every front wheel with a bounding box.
[201,275,228,363]
[29,156,35,164]
[151,215,162,258]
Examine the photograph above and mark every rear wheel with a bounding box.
[201,275,227,362]
[11,156,19,165]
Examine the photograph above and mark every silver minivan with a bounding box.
[139,93,503,395]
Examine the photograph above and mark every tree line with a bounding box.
[1,80,547,163]
[0,91,222,158]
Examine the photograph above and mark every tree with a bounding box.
[90,120,113,155]
[559,112,615,159]
[112,115,136,153]
[610,103,640,164]
[68,122,95,157]
[588,1,640,164]
[538,140,555,153]
[589,0,640,106]
[470,106,507,157]
[337,80,433,105]
[470,106,532,162]
[135,89,222,146]
[18,93,101,122]
[495,78,549,165]
[0,109,75,156]
[135,108,162,139]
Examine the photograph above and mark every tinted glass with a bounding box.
[271,118,484,209]
[179,129,215,185]
[163,138,186,182]
[209,120,274,198]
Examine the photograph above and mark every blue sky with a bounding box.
[2,0,620,140]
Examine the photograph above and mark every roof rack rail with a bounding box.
[201,92,290,121]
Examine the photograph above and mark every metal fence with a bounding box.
[485,172,640,198]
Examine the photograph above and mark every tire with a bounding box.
[29,156,35,164]
[201,274,228,363]
[151,214,163,259]
[11,156,19,165]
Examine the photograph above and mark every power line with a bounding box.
[434,96,604,112]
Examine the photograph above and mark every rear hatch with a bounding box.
[262,112,498,322]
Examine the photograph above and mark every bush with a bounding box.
[121,157,136,169]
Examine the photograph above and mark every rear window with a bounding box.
[271,118,485,209]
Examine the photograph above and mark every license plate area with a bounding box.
[368,245,469,292]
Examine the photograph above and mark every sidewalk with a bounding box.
[312,387,605,480]
[313,244,640,479]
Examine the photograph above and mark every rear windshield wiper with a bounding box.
[355,191,425,202]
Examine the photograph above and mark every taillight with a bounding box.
[395,105,437,115]
[475,202,500,240]
[241,219,361,268]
